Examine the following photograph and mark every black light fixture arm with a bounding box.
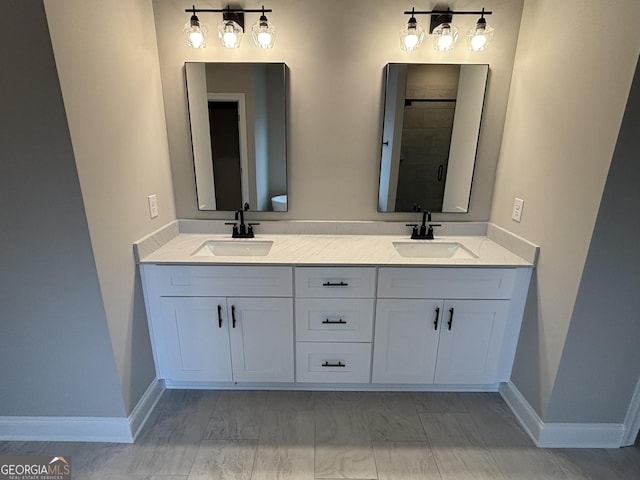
[403,8,492,16]
[186,5,272,14]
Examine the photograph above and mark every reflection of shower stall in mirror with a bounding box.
[378,63,488,213]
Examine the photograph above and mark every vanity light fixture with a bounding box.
[400,7,493,52]
[183,5,275,49]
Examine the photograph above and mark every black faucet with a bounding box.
[225,202,260,238]
[406,211,441,240]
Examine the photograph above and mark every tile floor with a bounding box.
[1,390,639,479]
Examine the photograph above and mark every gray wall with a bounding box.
[491,0,640,419]
[44,0,177,414]
[546,58,640,423]
[0,0,126,418]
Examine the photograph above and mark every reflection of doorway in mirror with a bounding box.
[395,99,456,211]
[206,93,250,211]
[208,101,243,210]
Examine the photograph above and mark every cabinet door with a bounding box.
[228,297,294,382]
[372,299,443,384]
[156,297,232,382]
[434,300,509,384]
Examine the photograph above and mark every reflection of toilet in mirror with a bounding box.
[271,194,287,211]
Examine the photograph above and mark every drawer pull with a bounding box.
[433,307,440,330]
[448,307,454,331]
[217,304,223,328]
[322,319,347,325]
[322,361,346,368]
[231,305,237,328]
[322,281,349,287]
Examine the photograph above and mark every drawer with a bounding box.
[296,342,371,383]
[143,265,293,297]
[295,267,376,298]
[295,299,374,342]
[377,268,515,299]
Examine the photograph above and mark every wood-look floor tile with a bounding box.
[205,390,267,440]
[547,447,640,480]
[3,391,640,479]
[362,393,426,442]
[188,439,257,480]
[315,392,377,479]
[372,441,441,480]
[464,393,573,479]
[414,392,468,413]
[265,390,315,412]
[127,390,217,476]
[84,475,187,480]
[253,410,315,480]
[420,412,505,480]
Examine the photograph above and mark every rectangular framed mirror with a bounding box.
[378,63,488,213]
[185,62,288,212]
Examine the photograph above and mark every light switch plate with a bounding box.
[512,197,524,222]
[148,194,159,219]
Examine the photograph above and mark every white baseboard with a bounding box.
[500,381,625,448]
[0,379,165,443]
[128,378,165,441]
[0,416,133,443]
[163,379,500,392]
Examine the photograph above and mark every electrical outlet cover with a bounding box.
[512,197,524,222]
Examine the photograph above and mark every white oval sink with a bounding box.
[193,240,273,257]
[392,241,477,259]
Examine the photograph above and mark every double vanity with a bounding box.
[136,221,536,392]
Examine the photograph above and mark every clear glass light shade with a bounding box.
[252,17,276,48]
[183,16,208,48]
[467,22,494,51]
[399,20,425,51]
[432,22,459,51]
[218,20,243,48]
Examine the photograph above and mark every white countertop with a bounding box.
[138,232,534,267]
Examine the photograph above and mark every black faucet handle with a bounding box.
[225,222,239,237]
[406,223,419,239]
[246,223,259,238]
[426,223,441,240]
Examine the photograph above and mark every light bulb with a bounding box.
[258,31,272,46]
[189,30,205,48]
[432,22,458,51]
[470,34,487,50]
[218,20,243,48]
[223,30,238,47]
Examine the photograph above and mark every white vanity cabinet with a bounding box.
[141,265,294,385]
[294,267,375,383]
[373,268,517,385]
